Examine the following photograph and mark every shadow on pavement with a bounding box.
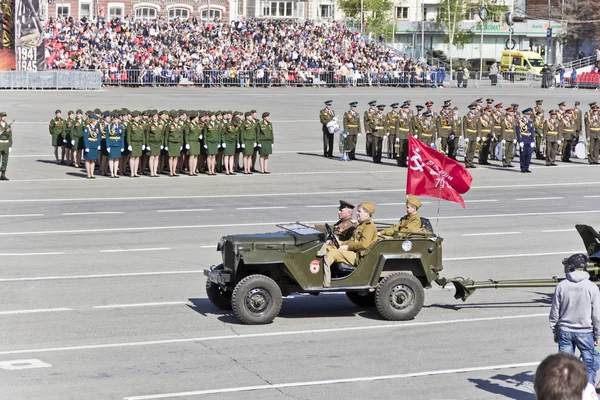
[469,370,535,400]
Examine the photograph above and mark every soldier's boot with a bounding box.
[0,171,7,181]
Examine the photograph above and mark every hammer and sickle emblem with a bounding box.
[409,148,425,172]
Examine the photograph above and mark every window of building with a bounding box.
[320,5,332,18]
[57,5,70,17]
[395,6,408,19]
[108,6,123,19]
[269,2,293,17]
[135,7,157,19]
[79,2,91,18]
[201,9,221,21]
[168,8,189,19]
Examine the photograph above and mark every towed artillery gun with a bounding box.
[446,225,600,301]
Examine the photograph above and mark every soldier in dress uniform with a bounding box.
[443,99,452,109]
[500,107,516,168]
[311,200,357,242]
[83,114,100,179]
[64,111,75,166]
[534,106,546,160]
[475,98,484,114]
[396,103,411,167]
[573,101,583,143]
[221,111,237,175]
[419,111,436,146]
[491,103,504,162]
[126,111,145,177]
[557,101,567,121]
[240,111,256,174]
[436,106,452,155]
[478,107,493,165]
[106,111,125,178]
[560,108,576,163]
[449,106,461,160]
[511,103,521,119]
[120,109,131,175]
[343,102,361,160]
[70,110,85,168]
[463,104,479,168]
[49,109,67,165]
[486,98,494,108]
[370,104,386,163]
[320,100,335,158]
[544,109,560,166]
[425,101,436,118]
[516,108,535,173]
[258,112,274,174]
[146,110,164,177]
[385,103,399,159]
[98,111,112,176]
[363,100,377,156]
[0,112,12,181]
[411,105,424,139]
[586,104,600,164]
[533,100,544,118]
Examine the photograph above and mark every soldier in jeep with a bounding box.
[378,196,432,238]
[309,200,357,241]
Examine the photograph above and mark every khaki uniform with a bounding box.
[0,120,12,173]
[491,111,503,161]
[436,112,452,155]
[396,112,411,166]
[478,114,493,164]
[462,112,480,167]
[363,108,376,155]
[500,115,516,167]
[322,218,377,287]
[586,111,600,164]
[369,112,385,162]
[314,218,357,242]
[559,116,576,162]
[385,111,398,158]
[544,117,559,165]
[419,119,436,146]
[449,112,461,160]
[342,110,360,159]
[534,114,545,159]
[378,213,427,238]
[319,107,335,157]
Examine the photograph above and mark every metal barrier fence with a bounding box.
[100,69,451,88]
[0,70,103,90]
[466,71,538,89]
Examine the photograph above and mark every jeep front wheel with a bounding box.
[375,272,424,321]
[231,275,283,325]
[346,291,376,307]
[205,280,232,310]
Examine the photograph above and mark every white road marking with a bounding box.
[99,248,171,253]
[1,210,598,237]
[541,229,577,233]
[464,199,498,203]
[123,361,541,399]
[0,271,201,282]
[61,211,124,216]
[462,232,521,237]
[445,250,581,261]
[0,313,547,356]
[1,181,599,203]
[157,209,213,213]
[0,308,72,315]
[378,201,432,206]
[93,301,188,309]
[0,252,65,257]
[304,205,337,208]
[236,206,288,210]
[515,197,564,201]
[0,214,44,218]
[584,195,600,198]
[0,359,52,370]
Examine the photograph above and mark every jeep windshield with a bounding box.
[277,223,323,236]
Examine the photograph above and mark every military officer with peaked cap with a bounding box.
[320,100,336,158]
[312,200,358,242]
[0,112,12,181]
[364,100,377,155]
[343,101,361,160]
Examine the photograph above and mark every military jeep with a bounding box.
[204,221,444,325]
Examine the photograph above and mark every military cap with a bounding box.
[119,109,128,117]
[377,104,385,110]
[262,112,270,118]
[150,109,159,116]
[0,112,6,117]
[494,103,503,108]
[505,107,514,113]
[390,103,399,108]
[425,101,433,106]
[169,110,178,118]
[112,111,121,118]
[535,99,543,104]
[475,98,483,103]
[453,106,458,110]
[575,101,581,106]
[55,109,62,114]
[467,104,476,110]
[401,103,410,109]
[404,100,412,105]
[511,103,519,108]
[566,109,573,114]
[234,111,242,116]
[485,98,494,103]
[68,110,74,115]
[416,105,425,110]
[76,109,83,114]
[102,111,110,118]
[89,115,99,120]
[244,111,252,117]
[558,101,566,107]
[423,111,433,117]
[592,104,600,110]
[349,102,358,107]
[131,111,140,117]
[358,201,375,215]
[590,102,598,108]
[178,109,186,115]
[227,110,233,115]
[159,110,168,116]
[93,108,101,114]
[368,100,377,106]
[406,196,422,209]
[549,109,557,115]
[215,110,223,116]
[338,200,354,210]
[441,105,449,110]
[443,99,452,104]
[250,109,257,114]
[522,108,532,114]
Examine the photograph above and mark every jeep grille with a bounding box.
[223,240,236,271]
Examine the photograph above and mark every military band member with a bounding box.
[126,111,145,177]
[544,109,560,166]
[475,98,484,114]
[516,108,535,173]
[511,103,521,119]
[478,107,493,165]
[500,107,516,167]
[574,101,583,140]
[533,100,544,118]
[436,106,452,155]
[343,102,361,160]
[385,103,399,159]
[370,105,386,163]
[560,109,576,163]
[0,112,12,181]
[146,111,164,177]
[449,106,461,160]
[587,104,600,164]
[49,109,66,165]
[106,111,125,178]
[463,104,479,168]
[411,105,424,139]
[396,103,411,167]
[485,98,494,108]
[425,101,436,119]
[320,100,335,158]
[258,112,274,174]
[83,114,100,179]
[70,110,85,168]
[534,109,545,159]
[363,100,377,156]
[419,111,436,146]
[491,103,503,160]
[557,101,567,121]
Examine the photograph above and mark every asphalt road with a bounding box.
[1,86,600,400]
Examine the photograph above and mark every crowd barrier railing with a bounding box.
[0,70,103,90]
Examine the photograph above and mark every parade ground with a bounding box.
[2,86,600,399]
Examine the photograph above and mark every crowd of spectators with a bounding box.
[44,16,441,87]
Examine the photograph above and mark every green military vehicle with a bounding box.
[204,221,443,325]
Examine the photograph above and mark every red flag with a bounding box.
[406,136,473,208]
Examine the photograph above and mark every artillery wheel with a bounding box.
[232,274,282,325]
[205,280,232,310]
[346,291,376,307]
[375,272,424,321]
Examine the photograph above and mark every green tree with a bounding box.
[338,0,395,40]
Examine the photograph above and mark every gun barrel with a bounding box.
[449,277,563,301]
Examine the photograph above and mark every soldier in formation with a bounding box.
[0,112,12,181]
